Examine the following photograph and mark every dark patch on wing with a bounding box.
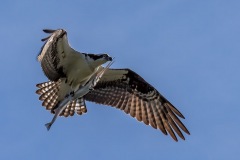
[125,69,155,94]
[90,69,157,100]
[85,68,190,141]
[94,69,156,95]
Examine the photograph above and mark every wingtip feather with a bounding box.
[43,29,56,34]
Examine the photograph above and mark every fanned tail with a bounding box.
[60,97,87,116]
[36,80,88,117]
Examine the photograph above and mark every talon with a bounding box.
[70,91,74,97]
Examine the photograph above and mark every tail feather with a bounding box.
[60,98,87,117]
[44,93,58,110]
[75,98,87,114]
[36,81,59,95]
[36,80,88,117]
[39,86,57,101]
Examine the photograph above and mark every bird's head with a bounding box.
[86,53,112,68]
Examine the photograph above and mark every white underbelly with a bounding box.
[60,52,98,95]
[68,67,94,87]
[57,66,97,101]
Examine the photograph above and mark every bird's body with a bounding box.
[37,29,112,105]
[36,29,190,141]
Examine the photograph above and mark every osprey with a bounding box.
[36,29,190,141]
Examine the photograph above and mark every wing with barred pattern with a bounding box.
[85,68,190,141]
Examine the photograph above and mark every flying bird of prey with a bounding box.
[36,29,190,141]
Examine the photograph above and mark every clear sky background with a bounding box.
[0,0,239,160]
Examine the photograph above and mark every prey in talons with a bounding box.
[44,60,114,130]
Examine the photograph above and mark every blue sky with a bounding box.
[0,0,239,159]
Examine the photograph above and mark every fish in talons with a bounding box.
[45,60,115,130]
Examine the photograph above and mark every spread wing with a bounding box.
[85,68,190,141]
[37,29,75,81]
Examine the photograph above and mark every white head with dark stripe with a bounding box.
[85,53,113,68]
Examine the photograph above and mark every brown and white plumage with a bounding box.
[37,29,112,116]
[36,29,190,141]
[85,68,190,141]
[36,80,87,117]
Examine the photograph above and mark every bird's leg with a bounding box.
[64,77,75,98]
[64,91,74,98]
[65,94,70,98]
[65,90,74,98]
[89,86,95,91]
[69,84,76,97]
[70,91,74,97]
